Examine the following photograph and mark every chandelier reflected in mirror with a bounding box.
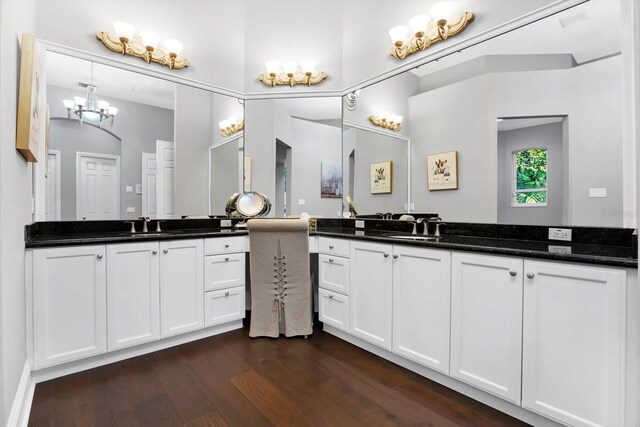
[62,62,118,128]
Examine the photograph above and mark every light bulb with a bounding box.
[107,106,118,116]
[113,21,135,40]
[139,31,160,49]
[63,99,75,109]
[74,96,85,107]
[431,1,453,24]
[301,60,316,74]
[265,61,280,74]
[228,116,238,124]
[388,25,409,45]
[283,61,297,75]
[164,39,183,56]
[409,15,430,35]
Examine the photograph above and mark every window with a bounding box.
[513,148,547,206]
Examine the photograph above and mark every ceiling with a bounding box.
[411,1,620,78]
[498,116,563,132]
[46,51,176,110]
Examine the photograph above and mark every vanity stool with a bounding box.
[246,218,312,338]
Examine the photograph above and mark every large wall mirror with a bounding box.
[343,0,631,228]
[244,97,343,218]
[44,51,244,221]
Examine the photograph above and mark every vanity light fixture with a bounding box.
[219,117,244,137]
[97,22,189,70]
[369,111,403,131]
[388,2,474,60]
[62,63,118,128]
[258,60,327,87]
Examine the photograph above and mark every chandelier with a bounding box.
[63,63,118,128]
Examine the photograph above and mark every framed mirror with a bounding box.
[43,51,244,221]
[244,97,342,218]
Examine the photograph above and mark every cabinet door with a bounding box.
[160,239,204,337]
[318,288,349,331]
[34,245,107,368]
[319,254,350,295]
[107,242,160,351]
[392,246,451,374]
[204,286,245,327]
[450,252,523,404]
[349,241,393,350]
[204,252,245,291]
[522,261,626,427]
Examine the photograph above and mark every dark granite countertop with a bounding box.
[24,220,637,268]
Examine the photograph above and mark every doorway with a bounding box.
[76,152,121,220]
[45,150,61,221]
[275,139,292,217]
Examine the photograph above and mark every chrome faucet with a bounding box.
[427,217,443,236]
[139,216,150,233]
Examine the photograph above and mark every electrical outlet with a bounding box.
[220,219,231,227]
[548,228,572,241]
[125,186,133,193]
[548,245,572,254]
[126,207,135,213]
[355,220,365,229]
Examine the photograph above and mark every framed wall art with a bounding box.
[427,150,458,190]
[321,162,343,198]
[370,160,392,194]
[16,34,43,162]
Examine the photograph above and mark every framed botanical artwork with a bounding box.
[321,162,343,198]
[370,160,392,194]
[16,34,43,162]
[427,150,458,190]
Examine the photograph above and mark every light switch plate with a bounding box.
[355,220,365,229]
[126,207,135,213]
[548,228,572,241]
[125,186,133,193]
[220,219,231,227]
[589,188,607,198]
[548,245,572,254]
[135,184,142,195]
[298,199,305,205]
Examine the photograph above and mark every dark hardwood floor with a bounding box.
[28,323,529,426]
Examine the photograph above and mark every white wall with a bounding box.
[409,55,624,226]
[0,1,36,424]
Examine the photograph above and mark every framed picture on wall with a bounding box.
[321,162,343,198]
[427,150,458,190]
[16,33,43,162]
[370,160,392,194]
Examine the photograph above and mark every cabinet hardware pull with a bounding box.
[329,294,334,299]
[383,253,389,258]
[509,270,517,276]
[225,244,230,248]
[225,291,230,296]
[163,249,169,254]
[96,254,103,259]
[526,272,535,279]
[329,258,334,263]
[329,245,334,249]
[152,250,158,255]
[393,254,399,259]
[225,257,230,261]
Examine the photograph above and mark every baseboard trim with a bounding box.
[7,360,35,427]
[323,325,563,427]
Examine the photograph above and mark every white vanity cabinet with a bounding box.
[160,239,204,337]
[349,240,393,350]
[318,237,351,332]
[106,242,160,351]
[33,245,107,369]
[392,246,451,374]
[450,252,523,404]
[521,260,627,427]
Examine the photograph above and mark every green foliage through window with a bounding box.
[514,149,547,206]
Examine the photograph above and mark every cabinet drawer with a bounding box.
[204,253,246,291]
[204,286,246,327]
[319,254,350,295]
[318,237,349,257]
[205,236,247,255]
[319,288,349,332]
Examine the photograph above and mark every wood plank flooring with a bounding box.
[28,324,529,426]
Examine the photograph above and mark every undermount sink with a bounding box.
[387,235,437,241]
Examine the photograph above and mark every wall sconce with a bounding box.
[369,112,403,131]
[97,21,190,70]
[388,2,474,60]
[219,117,244,137]
[258,60,327,87]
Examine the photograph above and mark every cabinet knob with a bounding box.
[329,245,334,249]
[225,257,230,261]
[329,294,334,299]
[152,250,158,255]
[163,249,169,254]
[383,253,389,258]
[329,258,334,263]
[393,254,399,259]
[509,270,517,277]
[96,254,103,259]
[526,272,535,279]
[225,244,230,248]
[225,291,230,296]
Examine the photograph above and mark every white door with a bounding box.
[392,246,451,374]
[33,245,107,369]
[450,252,523,404]
[45,150,61,221]
[76,152,120,220]
[522,261,626,427]
[156,140,175,219]
[141,152,157,218]
[106,242,160,351]
[160,239,204,337]
[349,241,393,350]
